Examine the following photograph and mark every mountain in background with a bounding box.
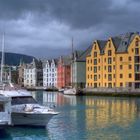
[0,52,36,66]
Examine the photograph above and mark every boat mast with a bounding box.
[71,37,74,87]
[0,33,4,83]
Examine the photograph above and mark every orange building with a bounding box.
[57,56,71,88]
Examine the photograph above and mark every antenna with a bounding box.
[72,37,74,55]
[0,33,5,83]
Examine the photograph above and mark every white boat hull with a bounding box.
[63,88,77,95]
[11,112,56,127]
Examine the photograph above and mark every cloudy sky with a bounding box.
[0,0,140,58]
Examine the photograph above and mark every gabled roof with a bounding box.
[77,45,92,62]
[112,32,139,53]
[42,59,58,68]
[96,40,107,54]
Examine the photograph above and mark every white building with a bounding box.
[43,59,58,88]
[24,59,43,87]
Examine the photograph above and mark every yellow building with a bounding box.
[86,32,140,88]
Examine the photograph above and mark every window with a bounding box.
[120,74,123,78]
[129,74,132,78]
[104,74,106,79]
[120,57,123,61]
[113,57,115,61]
[108,42,111,48]
[120,83,123,87]
[104,66,106,70]
[91,75,92,79]
[135,56,140,63]
[114,74,115,78]
[108,50,112,56]
[108,83,112,88]
[129,65,132,69]
[94,83,97,88]
[135,39,139,47]
[108,58,112,64]
[94,75,97,81]
[94,52,97,57]
[98,75,100,79]
[129,56,132,61]
[98,66,100,71]
[120,65,123,70]
[108,66,112,72]
[90,59,92,63]
[91,67,92,71]
[113,65,115,70]
[94,59,97,65]
[98,59,100,63]
[104,58,106,62]
[94,67,97,73]
[108,74,112,81]
[114,83,116,87]
[135,73,140,81]
[135,48,139,55]
[135,64,140,72]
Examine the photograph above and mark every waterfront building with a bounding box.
[18,60,25,86]
[57,56,71,88]
[24,59,43,87]
[43,59,58,88]
[71,48,92,88]
[86,32,140,89]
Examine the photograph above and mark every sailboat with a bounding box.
[63,38,79,95]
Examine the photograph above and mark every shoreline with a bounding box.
[79,91,140,97]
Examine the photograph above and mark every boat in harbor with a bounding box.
[0,34,59,127]
[63,87,82,95]
[0,85,59,127]
[0,93,11,129]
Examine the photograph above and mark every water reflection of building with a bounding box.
[42,92,77,106]
[43,92,57,105]
[85,97,137,129]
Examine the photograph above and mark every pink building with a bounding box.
[57,56,71,88]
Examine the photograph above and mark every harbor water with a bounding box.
[2,91,140,140]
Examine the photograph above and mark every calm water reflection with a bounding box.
[3,91,140,140]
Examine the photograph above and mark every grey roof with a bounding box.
[112,32,138,53]
[58,55,72,66]
[96,40,107,54]
[25,59,42,69]
[42,59,58,68]
[77,45,92,62]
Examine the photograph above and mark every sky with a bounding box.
[0,0,140,58]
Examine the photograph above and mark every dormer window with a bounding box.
[108,42,111,48]
[135,38,139,47]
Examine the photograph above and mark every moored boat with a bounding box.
[0,94,11,129]
[63,87,82,95]
[0,86,59,127]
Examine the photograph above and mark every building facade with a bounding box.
[24,59,43,87]
[86,32,140,89]
[71,49,92,88]
[43,59,57,88]
[57,56,71,88]
[18,61,25,86]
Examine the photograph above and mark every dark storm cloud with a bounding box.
[0,0,140,58]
